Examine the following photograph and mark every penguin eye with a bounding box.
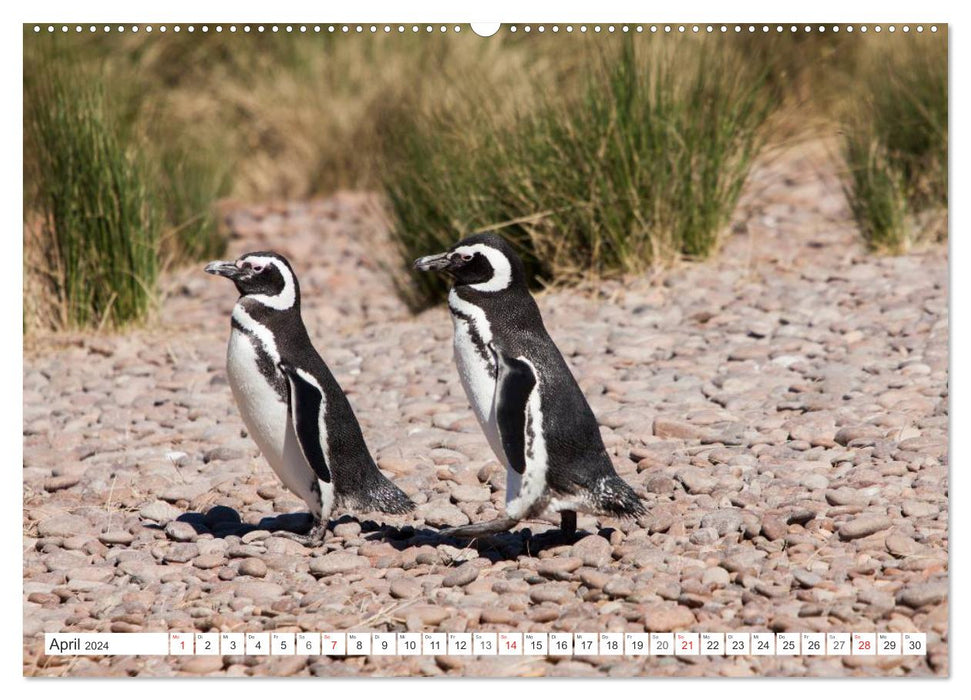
[252,265,264,273]
[460,253,473,262]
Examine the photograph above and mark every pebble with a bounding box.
[702,567,730,586]
[239,558,268,578]
[442,562,480,587]
[192,554,226,570]
[902,500,938,518]
[896,581,947,609]
[826,487,875,507]
[603,578,634,599]
[700,509,745,536]
[164,521,198,542]
[675,467,717,495]
[690,527,718,545]
[760,515,788,541]
[163,543,199,563]
[139,500,183,523]
[450,484,491,503]
[643,604,696,632]
[838,515,893,541]
[886,534,923,557]
[234,581,285,600]
[389,578,422,599]
[98,531,135,546]
[309,552,370,576]
[792,569,821,588]
[180,656,225,674]
[654,417,711,441]
[537,557,583,579]
[44,475,80,492]
[570,535,612,568]
[529,583,575,605]
[419,503,469,529]
[579,569,612,590]
[37,515,92,538]
[332,521,361,539]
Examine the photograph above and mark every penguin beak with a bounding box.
[205,260,242,280]
[413,252,451,272]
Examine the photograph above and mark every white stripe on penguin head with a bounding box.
[453,244,513,293]
[241,255,297,310]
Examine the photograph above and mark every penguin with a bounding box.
[205,251,413,541]
[414,233,645,539]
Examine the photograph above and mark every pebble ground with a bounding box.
[23,144,948,677]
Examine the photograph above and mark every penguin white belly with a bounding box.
[226,327,323,518]
[448,291,524,505]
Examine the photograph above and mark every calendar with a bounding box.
[22,14,949,682]
[44,632,928,658]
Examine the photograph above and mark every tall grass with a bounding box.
[153,140,233,264]
[382,38,776,309]
[24,34,238,329]
[23,29,947,328]
[842,35,948,252]
[24,31,546,201]
[25,67,159,329]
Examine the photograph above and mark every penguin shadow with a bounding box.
[364,521,596,562]
[170,506,316,539]
[162,507,595,561]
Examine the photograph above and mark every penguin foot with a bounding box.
[276,522,328,546]
[439,516,520,539]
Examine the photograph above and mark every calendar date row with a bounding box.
[45,632,927,657]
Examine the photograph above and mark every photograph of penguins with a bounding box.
[415,234,646,540]
[205,252,414,542]
[23,17,949,678]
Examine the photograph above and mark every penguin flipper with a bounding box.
[278,362,332,484]
[491,346,537,476]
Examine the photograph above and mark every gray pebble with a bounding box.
[442,561,479,587]
[896,581,948,608]
[838,515,892,540]
[164,521,198,542]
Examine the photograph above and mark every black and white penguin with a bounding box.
[205,251,413,540]
[414,233,645,538]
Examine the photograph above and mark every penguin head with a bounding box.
[205,251,300,310]
[413,233,526,293]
